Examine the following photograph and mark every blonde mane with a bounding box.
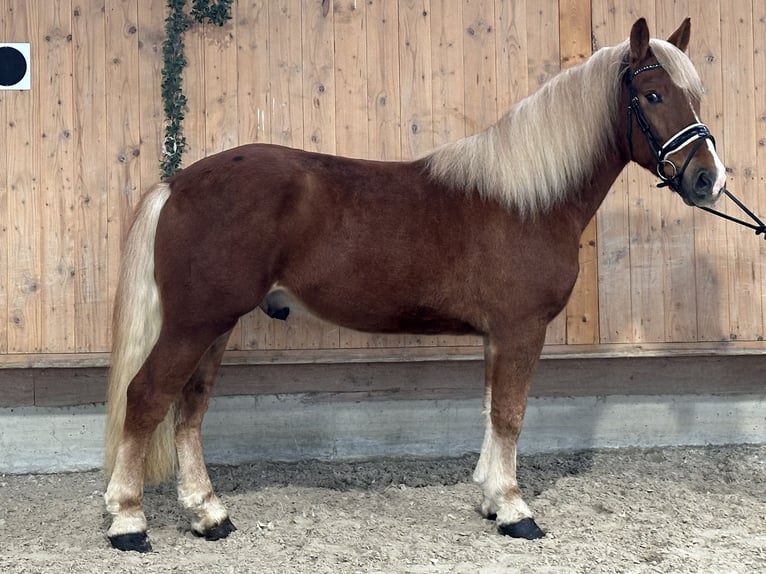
[425,38,704,217]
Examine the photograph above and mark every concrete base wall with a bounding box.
[1,392,764,474]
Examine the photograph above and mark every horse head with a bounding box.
[624,18,726,207]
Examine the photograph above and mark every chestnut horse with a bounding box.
[104,18,726,552]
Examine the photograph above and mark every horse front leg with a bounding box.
[473,327,546,539]
[175,330,236,540]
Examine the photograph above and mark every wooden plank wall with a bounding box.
[1,0,765,370]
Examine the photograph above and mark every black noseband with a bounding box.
[625,63,716,195]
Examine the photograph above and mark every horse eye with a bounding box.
[645,91,663,104]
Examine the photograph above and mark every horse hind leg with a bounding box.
[104,327,233,552]
[175,329,237,540]
[473,329,546,539]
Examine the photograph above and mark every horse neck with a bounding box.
[564,146,629,235]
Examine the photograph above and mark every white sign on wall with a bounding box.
[0,43,31,91]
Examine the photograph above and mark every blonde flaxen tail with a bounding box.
[104,183,177,483]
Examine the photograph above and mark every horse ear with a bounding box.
[667,18,691,52]
[630,18,651,64]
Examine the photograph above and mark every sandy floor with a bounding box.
[1,444,764,573]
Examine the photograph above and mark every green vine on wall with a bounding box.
[160,0,233,179]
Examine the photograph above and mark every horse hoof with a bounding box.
[498,517,545,540]
[109,532,153,553]
[194,517,237,541]
[484,513,498,521]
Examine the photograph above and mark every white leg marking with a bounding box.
[473,390,533,524]
[104,441,148,537]
[176,429,229,534]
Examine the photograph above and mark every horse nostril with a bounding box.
[695,170,713,195]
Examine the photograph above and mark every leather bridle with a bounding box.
[625,62,716,196]
[624,61,766,238]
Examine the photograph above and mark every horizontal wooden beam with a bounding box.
[2,354,763,408]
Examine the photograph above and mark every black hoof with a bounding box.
[109,532,152,553]
[194,517,237,541]
[485,513,497,521]
[498,517,545,540]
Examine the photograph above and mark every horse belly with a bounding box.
[263,285,479,336]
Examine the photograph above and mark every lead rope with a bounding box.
[696,189,766,238]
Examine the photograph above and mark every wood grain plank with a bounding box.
[560,0,598,345]
[0,0,8,354]
[105,0,142,345]
[461,0,495,135]
[720,0,762,341]
[687,1,730,342]
[494,0,528,114]
[426,0,477,348]
[301,0,335,154]
[39,0,76,353]
[333,0,389,350]
[180,19,206,166]
[6,0,42,353]
[655,1,699,343]
[13,354,766,408]
[236,0,277,352]
[525,0,566,345]
[367,0,402,161]
[201,6,242,350]
[399,0,433,160]
[753,0,766,339]
[72,0,109,353]
[136,0,165,184]
[592,0,636,344]
[236,0,271,145]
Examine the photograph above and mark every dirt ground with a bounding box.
[1,444,764,573]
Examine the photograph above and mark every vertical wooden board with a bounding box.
[461,0,496,135]
[105,0,142,341]
[39,0,76,353]
[721,0,762,341]
[430,0,463,143]
[346,0,410,349]
[236,0,277,351]
[236,0,271,145]
[688,1,730,341]
[399,0,433,160]
[72,0,109,352]
[204,9,239,156]
[334,0,386,350]
[334,0,368,159]
[398,0,435,347]
[0,0,7,353]
[753,0,766,339]
[592,0,635,344]
[654,1,698,343]
[201,7,242,350]
[424,0,469,348]
[6,0,42,353]
[525,0,565,345]
[494,0,528,114]
[560,0,598,345]
[137,0,165,185]
[243,1,339,352]
[180,25,206,166]
[367,0,402,161]
[301,0,335,154]
[611,1,663,344]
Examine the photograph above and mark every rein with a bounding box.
[625,62,766,239]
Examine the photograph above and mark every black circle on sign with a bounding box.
[0,46,27,86]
